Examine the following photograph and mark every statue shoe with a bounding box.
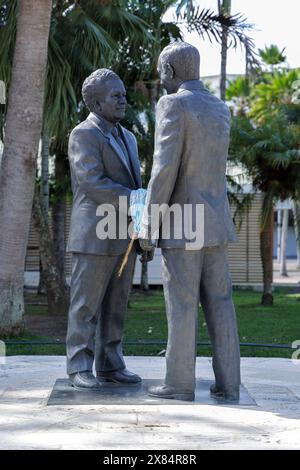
[97,368,142,384]
[148,384,195,402]
[210,383,240,402]
[69,371,102,391]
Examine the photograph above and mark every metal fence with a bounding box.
[3,339,295,356]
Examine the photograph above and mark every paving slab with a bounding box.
[0,356,300,450]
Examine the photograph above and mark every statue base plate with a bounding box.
[47,379,256,406]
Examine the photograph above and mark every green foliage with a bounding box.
[258,44,287,68]
[250,69,300,123]
[45,34,77,146]
[115,1,183,182]
[230,115,300,201]
[228,45,300,234]
[0,0,258,196]
[227,76,251,100]
[177,2,257,70]
[0,0,17,84]
[0,0,18,139]
[226,76,251,116]
[0,0,155,146]
[226,175,253,230]
[5,288,300,357]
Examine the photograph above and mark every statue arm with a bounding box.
[140,95,184,238]
[68,128,131,208]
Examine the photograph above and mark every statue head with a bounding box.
[82,68,126,124]
[157,42,200,94]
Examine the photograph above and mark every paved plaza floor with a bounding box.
[0,356,300,450]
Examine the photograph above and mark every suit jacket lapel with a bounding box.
[119,126,142,189]
[108,134,133,177]
[87,113,136,186]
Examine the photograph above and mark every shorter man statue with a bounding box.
[66,69,149,390]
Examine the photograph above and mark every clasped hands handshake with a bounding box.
[130,188,155,263]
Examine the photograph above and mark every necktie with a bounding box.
[111,126,130,169]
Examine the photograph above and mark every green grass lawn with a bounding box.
[3,287,300,358]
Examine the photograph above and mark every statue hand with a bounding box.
[139,247,155,263]
[139,237,154,252]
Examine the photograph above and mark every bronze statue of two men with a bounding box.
[66,42,241,402]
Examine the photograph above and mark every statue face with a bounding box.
[95,78,127,123]
[157,58,176,95]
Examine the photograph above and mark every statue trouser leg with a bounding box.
[161,248,202,393]
[95,250,136,372]
[161,245,240,393]
[200,245,241,393]
[66,252,134,375]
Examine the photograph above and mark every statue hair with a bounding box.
[159,42,200,80]
[82,68,121,111]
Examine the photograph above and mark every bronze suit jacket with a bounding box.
[142,80,238,249]
[67,112,142,255]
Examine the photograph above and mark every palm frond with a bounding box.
[44,34,77,145]
[269,150,300,169]
[228,191,254,231]
[85,0,153,43]
[0,0,18,84]
[177,5,258,70]
[68,5,118,55]
[176,0,194,19]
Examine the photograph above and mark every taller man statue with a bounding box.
[66,69,144,390]
[139,43,241,402]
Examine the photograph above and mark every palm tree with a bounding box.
[293,201,300,269]
[0,0,154,309]
[226,76,251,116]
[280,208,289,276]
[229,55,300,301]
[258,44,286,74]
[230,115,300,305]
[49,0,153,275]
[32,183,70,315]
[0,0,52,335]
[0,0,259,311]
[218,0,231,101]
[250,69,300,123]
[176,0,257,101]
[117,0,183,290]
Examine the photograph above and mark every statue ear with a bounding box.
[165,63,175,79]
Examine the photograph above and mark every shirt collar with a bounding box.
[91,112,118,136]
[178,80,205,93]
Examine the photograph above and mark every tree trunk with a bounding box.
[219,0,231,102]
[41,130,50,214]
[32,187,69,316]
[38,258,46,295]
[140,257,149,291]
[52,152,67,276]
[139,83,157,292]
[38,130,50,295]
[293,201,300,269]
[245,47,250,80]
[220,26,228,101]
[260,208,274,306]
[276,209,282,262]
[280,209,289,276]
[0,0,52,336]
